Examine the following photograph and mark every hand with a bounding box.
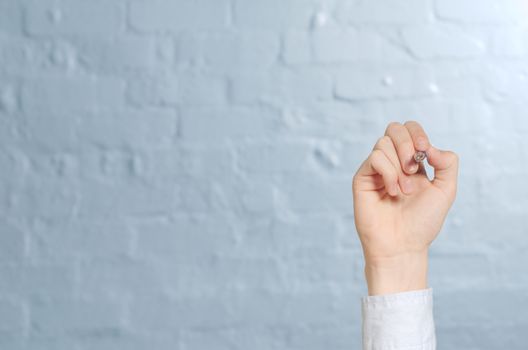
[352,121,459,295]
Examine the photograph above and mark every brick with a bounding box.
[429,254,491,288]
[174,256,283,296]
[30,297,124,334]
[435,289,528,327]
[0,264,75,297]
[313,28,410,63]
[265,216,341,256]
[21,76,124,114]
[0,150,27,188]
[176,144,233,180]
[437,324,528,349]
[276,291,354,325]
[0,300,25,334]
[235,140,313,174]
[30,218,132,259]
[312,28,360,62]
[133,215,236,263]
[431,63,483,100]
[129,294,232,330]
[126,72,227,107]
[231,69,332,104]
[282,32,312,64]
[489,27,526,57]
[79,148,142,180]
[129,0,229,33]
[0,220,25,262]
[2,338,79,350]
[479,62,528,102]
[176,31,280,72]
[494,101,528,133]
[25,0,124,37]
[233,0,316,29]
[77,335,181,350]
[79,109,176,149]
[312,28,409,63]
[338,0,432,23]
[278,174,353,213]
[0,36,31,74]
[281,251,357,287]
[285,325,361,350]
[160,73,227,106]
[0,84,18,114]
[76,179,178,218]
[18,113,79,152]
[180,106,281,141]
[75,37,163,72]
[0,1,23,34]
[7,176,78,220]
[336,67,436,100]
[278,101,384,141]
[78,259,164,297]
[181,329,280,350]
[435,0,525,23]
[402,25,486,59]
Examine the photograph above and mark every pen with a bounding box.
[414,151,427,163]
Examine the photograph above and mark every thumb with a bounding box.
[426,145,459,198]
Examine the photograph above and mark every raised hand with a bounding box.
[352,121,459,295]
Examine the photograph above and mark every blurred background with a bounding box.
[1,0,528,349]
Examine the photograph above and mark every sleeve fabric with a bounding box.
[362,288,436,350]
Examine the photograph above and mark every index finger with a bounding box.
[404,121,431,152]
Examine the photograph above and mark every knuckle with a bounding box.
[381,135,392,145]
[371,149,384,160]
[404,120,422,129]
[447,151,459,163]
[374,136,391,149]
[400,140,415,152]
[352,175,358,190]
[385,121,401,134]
[416,135,429,143]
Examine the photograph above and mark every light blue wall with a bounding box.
[1,0,528,349]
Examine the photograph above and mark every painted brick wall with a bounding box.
[1,0,528,349]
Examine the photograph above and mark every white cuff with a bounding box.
[362,288,436,350]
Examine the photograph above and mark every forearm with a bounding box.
[364,250,429,296]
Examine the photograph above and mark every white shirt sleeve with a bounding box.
[362,288,436,350]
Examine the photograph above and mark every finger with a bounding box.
[427,145,459,198]
[404,120,431,151]
[356,149,399,196]
[385,122,418,175]
[373,136,414,194]
[372,136,401,172]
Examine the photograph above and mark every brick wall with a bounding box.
[1,0,528,348]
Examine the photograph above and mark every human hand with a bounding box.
[352,121,459,295]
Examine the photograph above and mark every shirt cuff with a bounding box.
[362,288,436,350]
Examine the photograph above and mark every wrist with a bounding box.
[364,250,429,296]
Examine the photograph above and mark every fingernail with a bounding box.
[408,163,418,173]
[389,184,398,196]
[401,177,414,194]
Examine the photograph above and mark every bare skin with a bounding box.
[352,121,459,295]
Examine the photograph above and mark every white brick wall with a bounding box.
[0,0,527,348]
